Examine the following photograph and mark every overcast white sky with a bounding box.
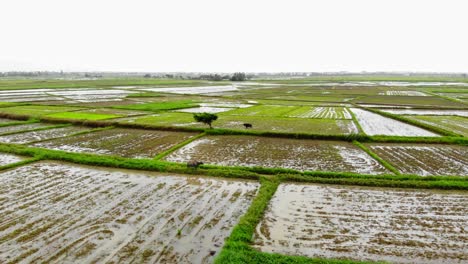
[1,0,467,72]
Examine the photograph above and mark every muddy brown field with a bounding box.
[0,161,259,263]
[254,183,468,264]
[32,128,198,158]
[165,135,390,174]
[367,144,468,176]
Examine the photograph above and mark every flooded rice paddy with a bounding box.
[140,86,238,95]
[408,115,468,137]
[367,144,468,176]
[0,123,52,135]
[381,109,468,117]
[254,183,468,264]
[165,136,389,174]
[285,106,352,119]
[32,128,197,158]
[0,153,26,166]
[385,91,429,96]
[0,126,89,144]
[0,161,259,263]
[350,108,439,136]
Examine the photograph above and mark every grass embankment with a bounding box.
[361,106,461,137]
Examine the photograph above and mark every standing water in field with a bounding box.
[350,108,439,136]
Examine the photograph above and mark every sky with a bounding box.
[1,0,467,73]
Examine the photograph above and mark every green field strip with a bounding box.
[154,132,206,160]
[0,123,72,137]
[352,140,400,175]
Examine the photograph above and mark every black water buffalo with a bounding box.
[187,161,204,168]
[243,123,253,129]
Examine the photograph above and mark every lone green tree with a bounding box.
[193,113,218,129]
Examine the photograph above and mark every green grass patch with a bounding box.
[45,112,123,120]
[113,100,197,112]
[405,115,468,137]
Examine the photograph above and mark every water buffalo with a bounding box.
[187,161,204,168]
[243,123,253,129]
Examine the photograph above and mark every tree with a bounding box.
[230,72,247,81]
[193,113,218,129]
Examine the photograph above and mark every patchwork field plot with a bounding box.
[367,144,468,176]
[285,106,352,119]
[254,183,468,264]
[140,85,238,95]
[0,161,259,263]
[353,95,466,108]
[0,126,89,144]
[33,128,197,158]
[223,105,298,117]
[0,123,51,135]
[0,105,83,116]
[0,153,25,166]
[350,108,439,136]
[127,113,359,134]
[385,90,428,96]
[165,136,389,174]
[406,115,468,137]
[176,106,234,114]
[48,89,134,102]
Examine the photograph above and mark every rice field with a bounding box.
[0,123,52,135]
[0,161,259,263]
[367,143,468,176]
[0,126,89,144]
[406,115,468,137]
[0,153,25,166]
[382,109,468,117]
[350,108,439,136]
[32,128,198,158]
[254,183,468,264]
[165,136,390,174]
[285,106,352,119]
[385,91,429,96]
